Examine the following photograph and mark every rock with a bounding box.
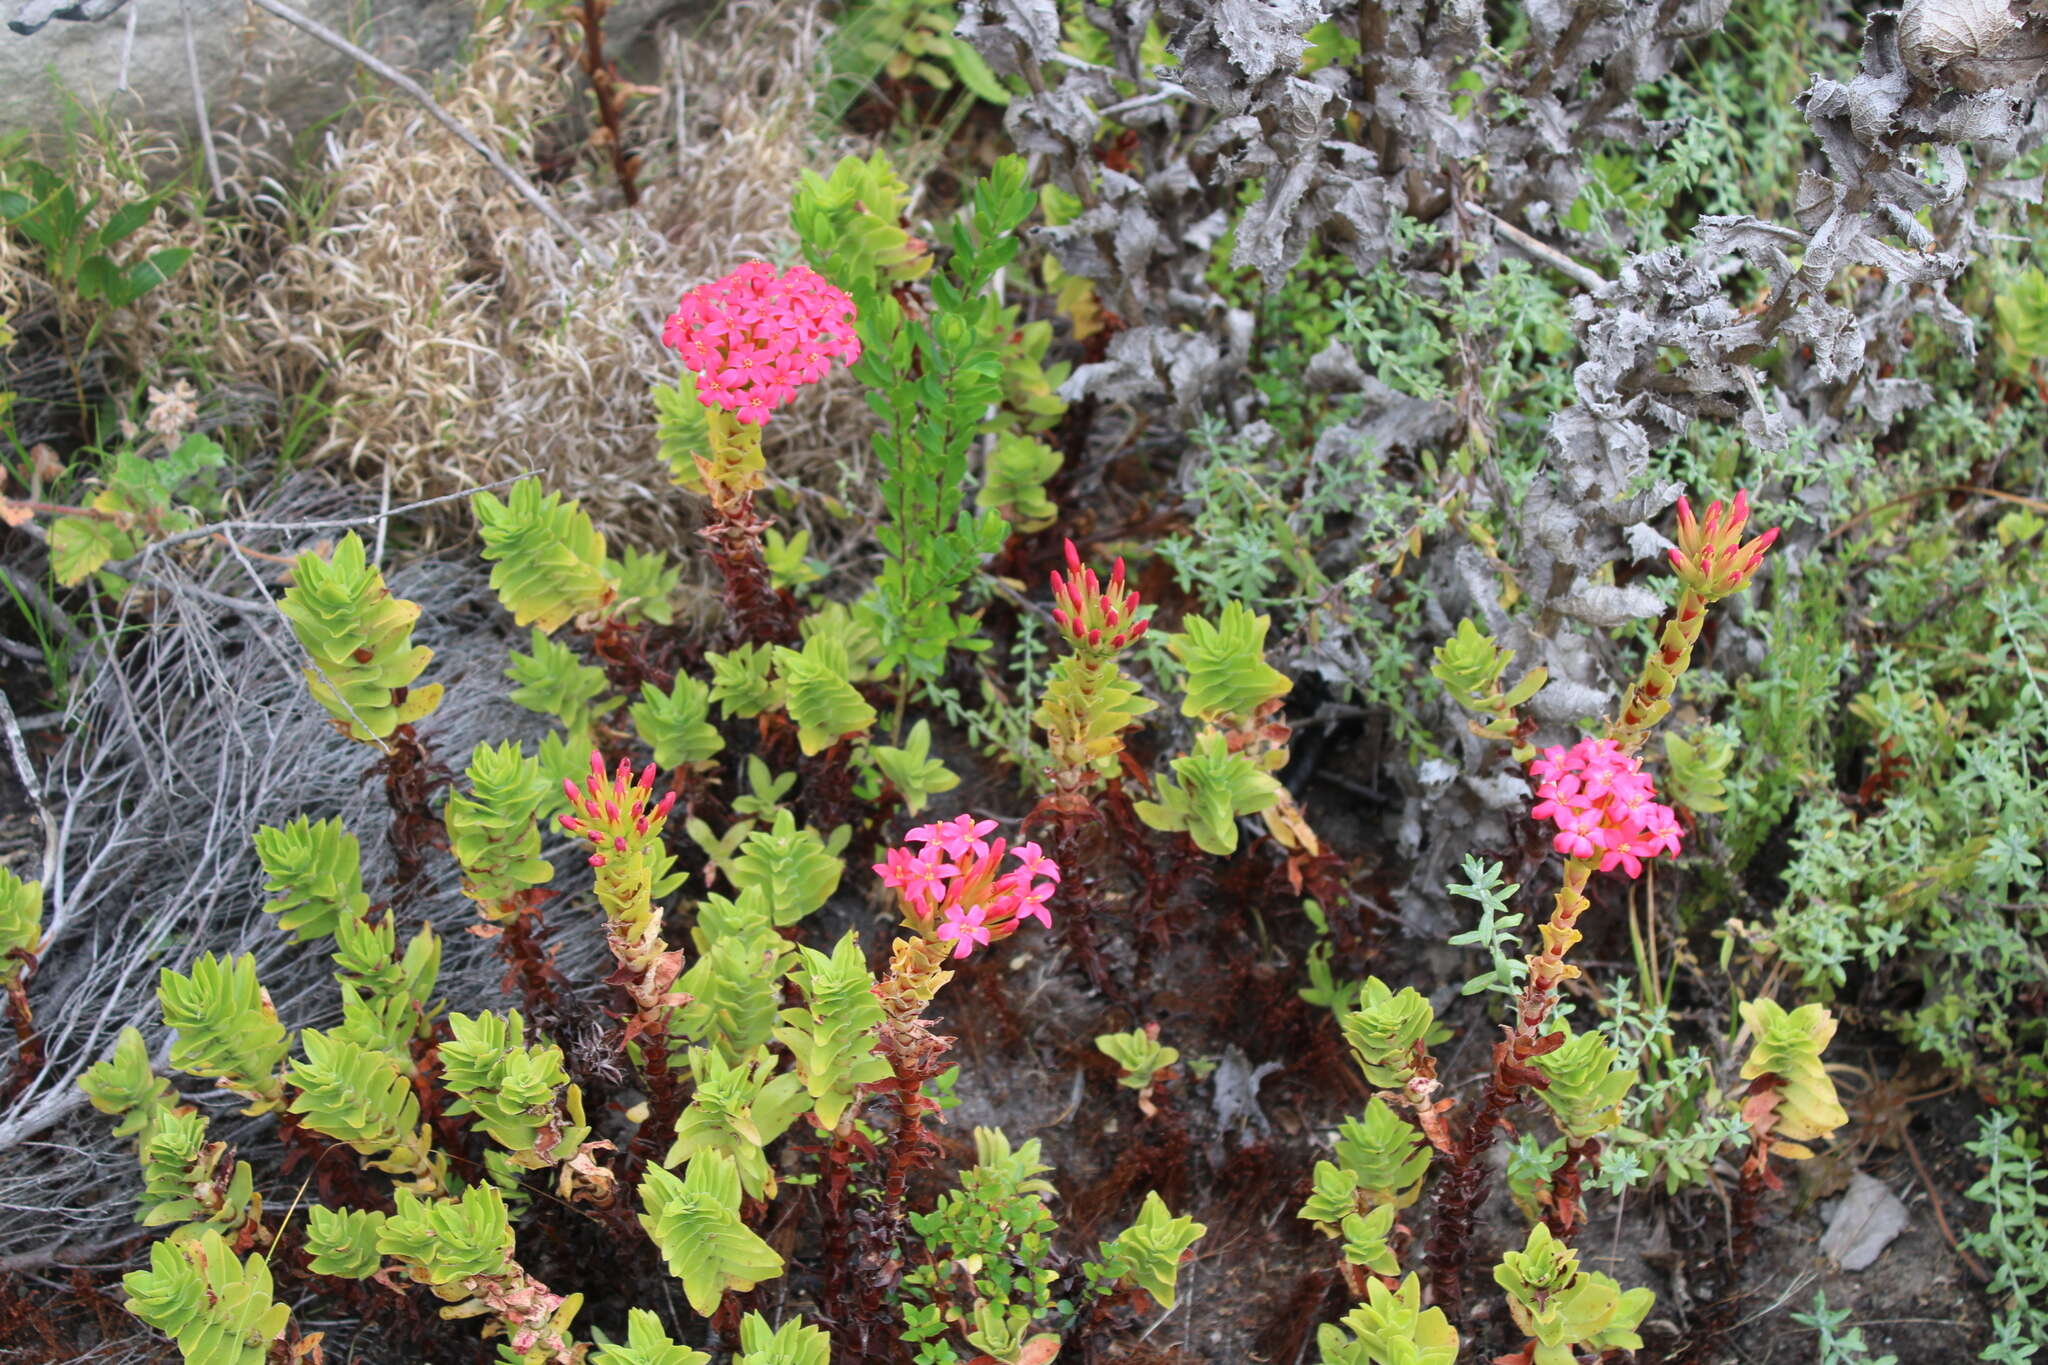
[0,0,672,146]
[1820,1172,1912,1271]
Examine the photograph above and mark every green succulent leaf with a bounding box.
[1663,728,1735,815]
[279,532,440,743]
[1132,729,1282,856]
[304,1205,389,1280]
[1531,1025,1637,1144]
[773,931,890,1129]
[377,1185,514,1287]
[157,954,290,1111]
[506,627,612,732]
[1168,601,1292,726]
[1333,1097,1432,1210]
[856,718,961,815]
[773,634,878,756]
[252,816,369,943]
[632,674,724,770]
[663,1047,810,1200]
[81,1026,180,1142]
[735,1312,832,1365]
[1494,1223,1654,1361]
[472,477,615,633]
[593,1307,713,1365]
[445,740,554,912]
[0,866,44,977]
[1095,1028,1179,1089]
[1315,1274,1459,1365]
[1091,1191,1206,1310]
[977,431,1062,532]
[728,809,846,926]
[1341,978,1436,1092]
[639,1152,784,1316]
[1739,998,1849,1151]
[137,1108,256,1229]
[441,1010,588,1168]
[706,643,785,720]
[607,545,681,626]
[287,1028,435,1180]
[122,1228,290,1365]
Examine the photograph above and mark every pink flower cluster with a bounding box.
[1670,489,1780,599]
[560,750,678,868]
[1049,539,1149,654]
[662,261,860,425]
[872,815,1061,959]
[1528,739,1683,878]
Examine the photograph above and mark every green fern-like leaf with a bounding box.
[473,477,616,632]
[157,954,290,1112]
[304,1204,388,1279]
[640,1152,785,1316]
[279,531,441,743]
[1131,729,1282,855]
[594,1308,712,1365]
[632,675,724,770]
[81,1026,180,1142]
[122,1228,290,1365]
[445,740,554,913]
[1168,602,1292,726]
[252,816,369,943]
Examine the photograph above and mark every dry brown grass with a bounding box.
[4,2,878,624]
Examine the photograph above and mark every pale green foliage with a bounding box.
[445,740,554,910]
[304,1205,388,1279]
[1961,1113,2048,1364]
[1493,1224,1653,1364]
[857,718,961,814]
[1444,856,1527,1000]
[1333,1097,1432,1209]
[440,1011,587,1167]
[1087,1191,1206,1310]
[977,431,1062,532]
[654,373,717,492]
[472,477,615,632]
[1531,1025,1637,1143]
[609,545,681,626]
[632,674,724,769]
[730,755,797,820]
[789,152,934,290]
[1663,727,1735,815]
[640,1152,784,1315]
[0,865,44,977]
[279,531,441,743]
[1341,978,1436,1091]
[378,1185,514,1287]
[903,1127,1061,1355]
[137,1109,255,1229]
[1791,1291,1899,1365]
[829,0,1011,111]
[706,643,784,719]
[1993,266,2048,380]
[736,1312,832,1365]
[252,815,368,943]
[81,1026,179,1141]
[593,1308,712,1365]
[774,931,890,1129]
[122,1228,289,1365]
[1168,601,1291,725]
[287,1028,434,1178]
[729,810,847,925]
[1315,1274,1458,1365]
[1132,729,1282,855]
[773,633,878,756]
[1095,1028,1179,1089]
[157,954,290,1110]
[507,627,611,733]
[664,1046,809,1200]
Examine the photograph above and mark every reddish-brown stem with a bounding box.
[698,496,799,646]
[373,722,446,897]
[2,965,44,1105]
[568,0,640,205]
[1422,1054,1526,1318]
[1542,1138,1599,1239]
[615,1022,685,1195]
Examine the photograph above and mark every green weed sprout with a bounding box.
[1096,1023,1179,1114]
[1492,1223,1653,1365]
[640,1151,784,1316]
[1034,540,1156,811]
[122,1229,289,1365]
[856,717,963,814]
[280,531,442,744]
[1315,1274,1458,1365]
[472,476,617,633]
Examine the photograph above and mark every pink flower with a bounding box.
[1526,738,1683,878]
[937,903,994,958]
[911,815,999,860]
[1012,841,1061,884]
[662,262,859,426]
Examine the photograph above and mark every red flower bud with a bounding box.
[563,777,581,804]
[589,854,607,868]
[638,761,656,791]
[655,792,678,819]
[560,814,582,832]
[1087,627,1102,646]
[613,835,627,852]
[1064,538,1082,573]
